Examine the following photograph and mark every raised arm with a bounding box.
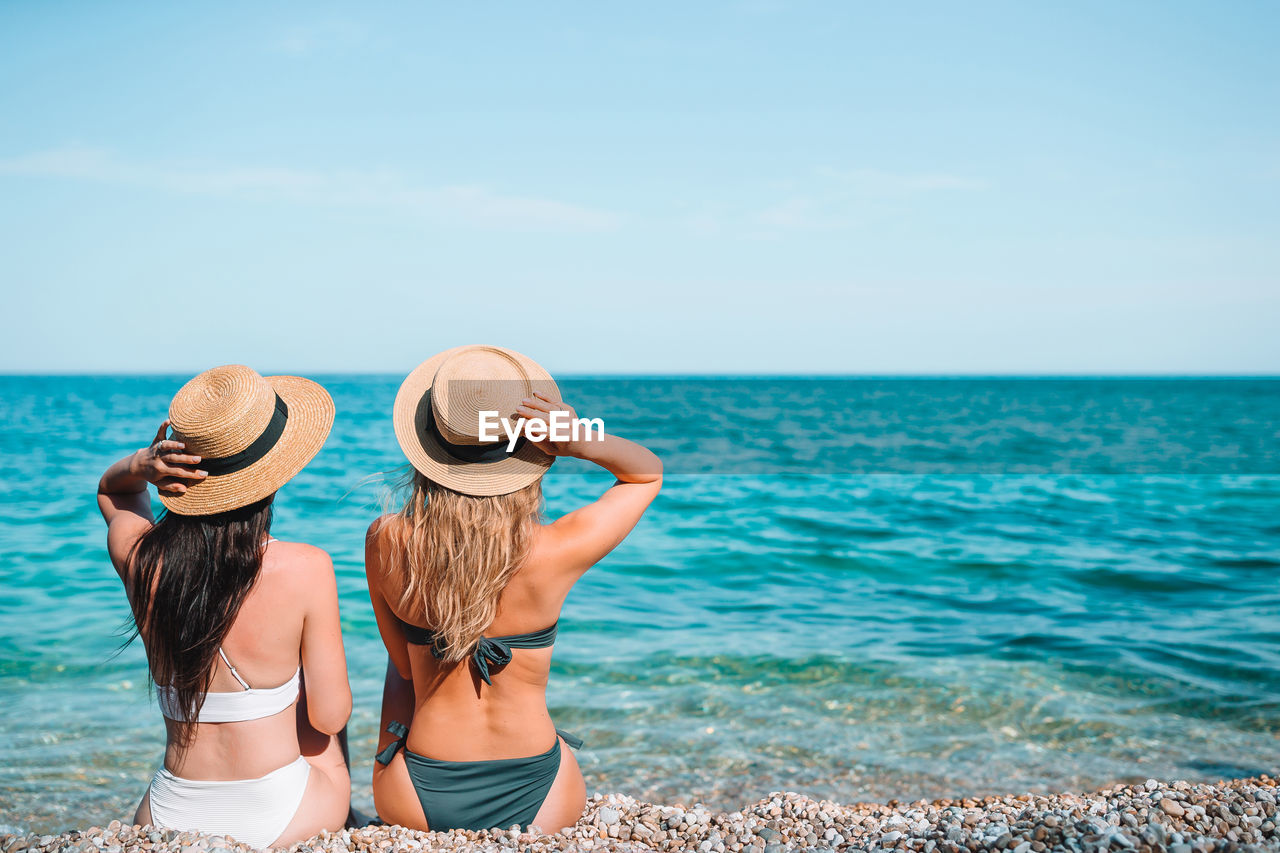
[516,393,662,576]
[97,420,207,574]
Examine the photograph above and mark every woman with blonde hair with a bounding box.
[367,345,661,832]
[97,365,352,848]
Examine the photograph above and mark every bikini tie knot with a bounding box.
[474,636,513,685]
[375,720,410,765]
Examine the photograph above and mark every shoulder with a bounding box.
[364,514,401,573]
[253,541,336,617]
[267,540,335,586]
[531,515,574,557]
[271,539,331,564]
[521,520,573,578]
[366,513,400,542]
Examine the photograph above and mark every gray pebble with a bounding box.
[11,776,1280,853]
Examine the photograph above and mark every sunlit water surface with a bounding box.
[1,376,1277,832]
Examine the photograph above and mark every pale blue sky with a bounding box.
[1,2,1277,374]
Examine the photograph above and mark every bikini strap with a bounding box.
[376,720,410,765]
[218,647,251,690]
[419,622,560,686]
[556,728,584,750]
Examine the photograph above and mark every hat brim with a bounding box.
[393,346,557,497]
[159,375,335,516]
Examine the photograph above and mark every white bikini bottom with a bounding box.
[148,755,310,849]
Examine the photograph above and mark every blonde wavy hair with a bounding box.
[383,471,543,663]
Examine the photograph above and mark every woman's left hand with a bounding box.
[131,420,208,496]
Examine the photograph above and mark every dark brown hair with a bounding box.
[126,496,274,745]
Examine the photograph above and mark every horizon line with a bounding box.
[2,371,1279,380]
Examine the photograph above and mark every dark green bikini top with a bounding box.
[399,617,558,685]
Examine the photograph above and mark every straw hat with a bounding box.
[160,365,335,516]
[394,345,560,496]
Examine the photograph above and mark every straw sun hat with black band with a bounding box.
[394,345,560,497]
[159,365,335,516]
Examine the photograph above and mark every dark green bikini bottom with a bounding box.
[377,721,583,832]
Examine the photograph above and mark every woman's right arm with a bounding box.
[299,546,352,735]
[517,394,662,576]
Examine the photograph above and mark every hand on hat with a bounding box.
[130,420,209,497]
[515,393,583,458]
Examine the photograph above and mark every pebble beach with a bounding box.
[6,776,1280,853]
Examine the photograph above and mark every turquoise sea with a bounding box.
[2,376,1279,833]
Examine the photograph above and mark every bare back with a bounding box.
[103,511,349,781]
[369,516,572,760]
[153,540,310,779]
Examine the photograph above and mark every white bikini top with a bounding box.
[155,537,300,723]
[157,647,301,723]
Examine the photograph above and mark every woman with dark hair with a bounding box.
[97,365,352,848]
[367,345,662,833]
